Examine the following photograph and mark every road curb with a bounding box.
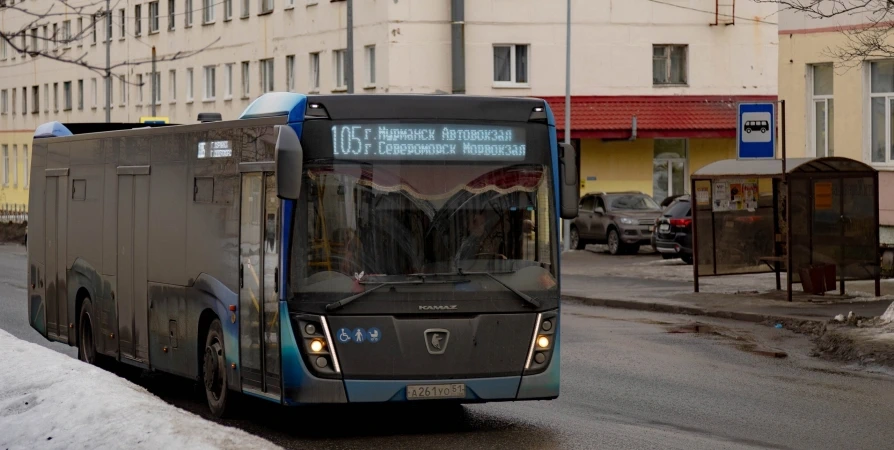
[562,295,828,334]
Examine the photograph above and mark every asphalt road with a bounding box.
[2,243,894,449]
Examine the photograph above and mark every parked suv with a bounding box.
[570,192,663,255]
[653,195,692,264]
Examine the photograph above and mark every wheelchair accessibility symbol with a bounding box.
[336,328,352,343]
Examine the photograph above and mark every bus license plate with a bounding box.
[406,384,466,400]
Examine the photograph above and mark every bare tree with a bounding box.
[766,1,894,65]
[0,0,220,119]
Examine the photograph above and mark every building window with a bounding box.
[135,5,142,36]
[43,84,48,112]
[137,74,144,104]
[286,55,295,92]
[31,28,38,53]
[149,1,160,33]
[333,49,346,89]
[119,9,125,38]
[63,81,72,110]
[493,44,528,86]
[152,72,161,104]
[652,139,688,202]
[120,76,127,106]
[91,78,97,108]
[77,18,83,46]
[106,77,113,106]
[866,60,894,164]
[653,44,687,86]
[23,145,28,188]
[106,11,113,42]
[187,68,194,101]
[225,63,234,98]
[11,144,17,186]
[241,0,249,18]
[241,61,250,97]
[52,24,58,50]
[286,0,294,8]
[224,0,233,19]
[77,79,84,110]
[62,20,71,48]
[21,87,26,115]
[204,66,216,99]
[11,89,15,114]
[43,25,49,51]
[31,85,39,113]
[1,35,7,60]
[203,0,215,23]
[260,0,273,14]
[0,90,6,114]
[186,0,194,27]
[309,52,320,91]
[2,145,7,186]
[260,58,274,93]
[91,15,97,44]
[365,45,376,86]
[169,70,177,101]
[811,64,834,158]
[169,0,176,30]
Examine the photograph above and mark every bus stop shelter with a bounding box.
[690,157,880,301]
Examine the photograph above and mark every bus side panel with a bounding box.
[100,154,120,358]
[67,162,105,341]
[148,283,189,377]
[187,274,240,390]
[27,144,47,337]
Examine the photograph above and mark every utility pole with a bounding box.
[346,0,354,93]
[563,0,572,252]
[105,0,111,123]
[151,46,157,117]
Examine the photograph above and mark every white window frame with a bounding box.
[77,79,84,110]
[309,52,320,92]
[225,63,234,99]
[77,18,83,46]
[203,0,215,23]
[186,0,194,27]
[653,44,688,86]
[0,90,6,114]
[149,1,160,33]
[810,64,834,158]
[91,16,97,45]
[285,0,294,9]
[260,58,274,93]
[1,36,7,60]
[492,44,530,87]
[52,82,58,111]
[241,61,250,97]
[204,65,216,100]
[43,84,49,112]
[259,0,274,14]
[187,68,194,102]
[118,9,125,39]
[169,0,176,30]
[1,145,7,186]
[333,49,346,90]
[169,69,177,102]
[285,55,295,92]
[23,145,29,188]
[137,74,144,105]
[91,78,98,109]
[224,0,233,20]
[119,75,127,106]
[11,143,17,187]
[241,0,250,18]
[364,45,376,87]
[62,20,72,48]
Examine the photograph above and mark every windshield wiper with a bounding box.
[408,270,541,308]
[325,279,470,312]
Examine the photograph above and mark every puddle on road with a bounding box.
[665,322,788,359]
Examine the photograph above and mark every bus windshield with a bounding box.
[288,162,557,303]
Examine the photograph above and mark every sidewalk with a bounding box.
[560,248,894,366]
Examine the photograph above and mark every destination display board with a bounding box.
[329,123,527,161]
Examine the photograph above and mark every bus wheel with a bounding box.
[78,300,97,365]
[203,319,230,418]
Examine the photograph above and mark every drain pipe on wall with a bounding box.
[451,0,465,94]
[629,116,637,141]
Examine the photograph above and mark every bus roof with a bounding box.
[35,92,554,139]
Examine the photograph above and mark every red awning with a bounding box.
[541,95,778,139]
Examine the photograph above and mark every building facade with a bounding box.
[778,5,894,238]
[0,0,778,211]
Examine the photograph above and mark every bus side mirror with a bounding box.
[559,142,579,219]
[275,125,304,200]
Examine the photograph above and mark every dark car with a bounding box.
[653,195,692,264]
[570,191,663,255]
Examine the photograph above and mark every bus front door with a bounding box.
[238,172,282,401]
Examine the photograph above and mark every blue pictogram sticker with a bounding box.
[336,328,352,344]
[352,328,368,343]
[367,327,382,343]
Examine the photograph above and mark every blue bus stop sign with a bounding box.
[737,102,776,159]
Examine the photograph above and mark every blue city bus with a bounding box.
[27,93,579,416]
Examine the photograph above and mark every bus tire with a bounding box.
[202,319,231,418]
[78,299,98,366]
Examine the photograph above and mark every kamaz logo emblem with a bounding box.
[418,305,458,311]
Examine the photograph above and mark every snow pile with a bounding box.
[883,301,894,324]
[0,329,280,450]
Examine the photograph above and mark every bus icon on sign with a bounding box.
[741,112,772,143]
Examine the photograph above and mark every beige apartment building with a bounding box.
[1,0,778,211]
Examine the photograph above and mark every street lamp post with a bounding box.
[563,0,572,252]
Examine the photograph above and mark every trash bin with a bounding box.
[799,263,836,294]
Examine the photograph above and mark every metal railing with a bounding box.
[0,204,28,224]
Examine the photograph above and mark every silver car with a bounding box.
[569,191,663,255]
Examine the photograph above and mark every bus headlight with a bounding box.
[524,310,558,375]
[293,315,341,378]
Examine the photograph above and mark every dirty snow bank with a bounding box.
[883,302,894,324]
[0,329,280,450]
